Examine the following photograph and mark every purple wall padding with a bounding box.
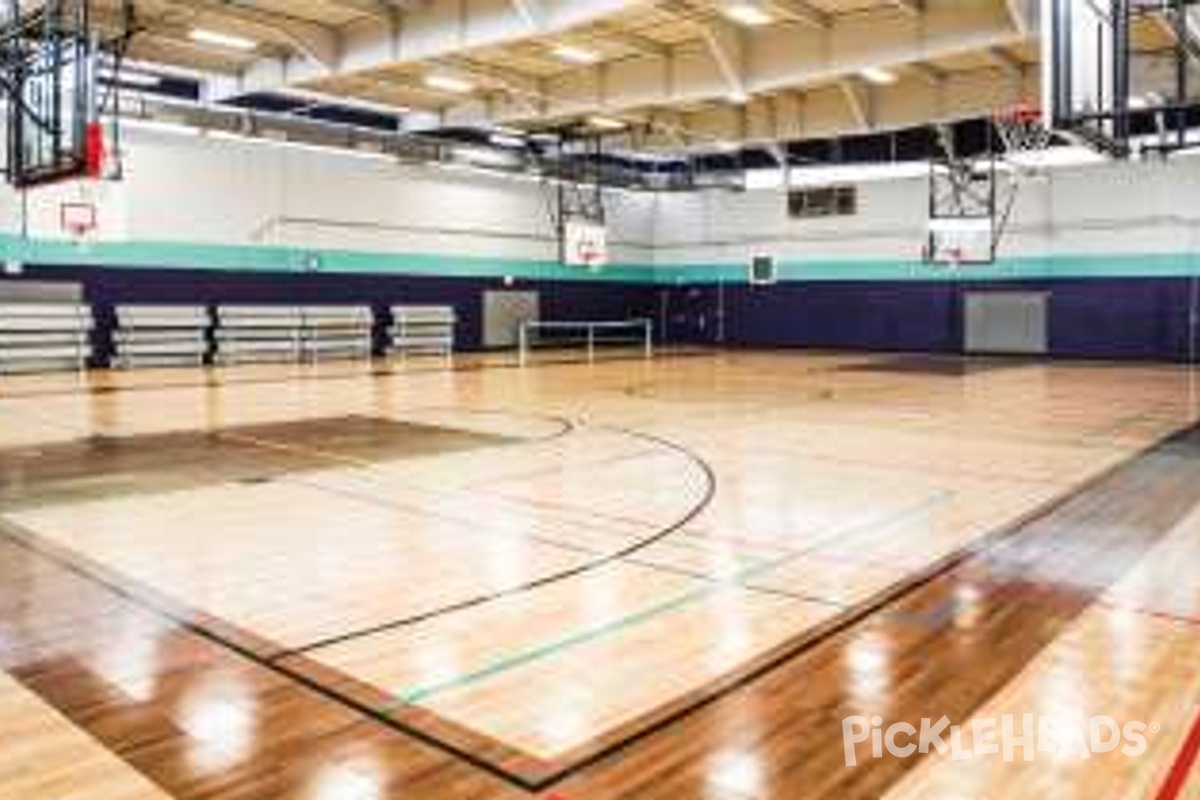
[8,265,1199,363]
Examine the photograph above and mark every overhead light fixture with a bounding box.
[424,73,475,94]
[280,89,409,116]
[489,130,527,148]
[120,118,204,138]
[587,115,627,130]
[552,44,600,64]
[860,67,898,85]
[454,145,522,168]
[189,28,258,51]
[727,90,750,104]
[722,2,773,26]
[98,68,160,88]
[1006,145,1107,170]
[1128,92,1163,111]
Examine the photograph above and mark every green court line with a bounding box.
[387,490,952,708]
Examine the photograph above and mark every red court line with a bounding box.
[1097,598,1200,629]
[1155,704,1200,800]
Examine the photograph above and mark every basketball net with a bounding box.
[576,241,604,272]
[994,102,1053,178]
[61,197,97,247]
[924,244,966,273]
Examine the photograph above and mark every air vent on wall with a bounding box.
[788,185,857,219]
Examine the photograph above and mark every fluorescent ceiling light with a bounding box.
[723,2,773,26]
[424,73,474,93]
[587,115,627,130]
[1006,145,1107,170]
[489,131,526,148]
[727,90,750,104]
[98,68,159,87]
[791,161,933,187]
[745,160,935,191]
[189,28,257,51]
[280,89,409,116]
[552,44,600,64]
[455,145,521,168]
[744,169,784,190]
[860,67,898,85]
[120,118,203,137]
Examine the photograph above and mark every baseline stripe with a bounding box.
[1156,705,1200,800]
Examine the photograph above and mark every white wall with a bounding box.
[0,127,658,266]
[653,156,1200,269]
[2,125,1196,273]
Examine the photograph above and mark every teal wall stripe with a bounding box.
[657,252,1200,283]
[1,233,1196,284]
[0,234,659,284]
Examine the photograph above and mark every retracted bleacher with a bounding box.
[390,305,456,360]
[301,306,374,361]
[214,306,305,365]
[0,303,93,373]
[112,305,210,368]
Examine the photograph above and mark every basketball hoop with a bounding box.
[60,201,97,243]
[576,241,604,271]
[563,217,609,270]
[994,103,1054,172]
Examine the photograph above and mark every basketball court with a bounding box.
[0,2,1199,799]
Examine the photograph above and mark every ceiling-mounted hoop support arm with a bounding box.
[0,0,108,187]
[92,0,137,182]
[1045,0,1200,160]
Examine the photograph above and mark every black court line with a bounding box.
[5,413,1197,793]
[270,424,720,660]
[509,419,1200,791]
[0,522,542,793]
[0,418,715,794]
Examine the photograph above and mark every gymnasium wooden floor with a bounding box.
[2,350,1200,799]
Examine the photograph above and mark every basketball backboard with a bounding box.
[1,0,130,188]
[1043,0,1118,148]
[1043,0,1200,157]
[562,217,609,270]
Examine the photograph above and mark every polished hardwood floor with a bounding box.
[1,351,1199,799]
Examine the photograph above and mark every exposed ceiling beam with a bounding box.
[698,17,748,102]
[1002,0,1033,35]
[157,0,342,68]
[838,78,870,128]
[1154,7,1200,64]
[474,2,1024,127]
[986,45,1026,76]
[766,0,830,28]
[509,0,545,31]
[585,23,672,59]
[219,0,646,99]
[890,0,924,16]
